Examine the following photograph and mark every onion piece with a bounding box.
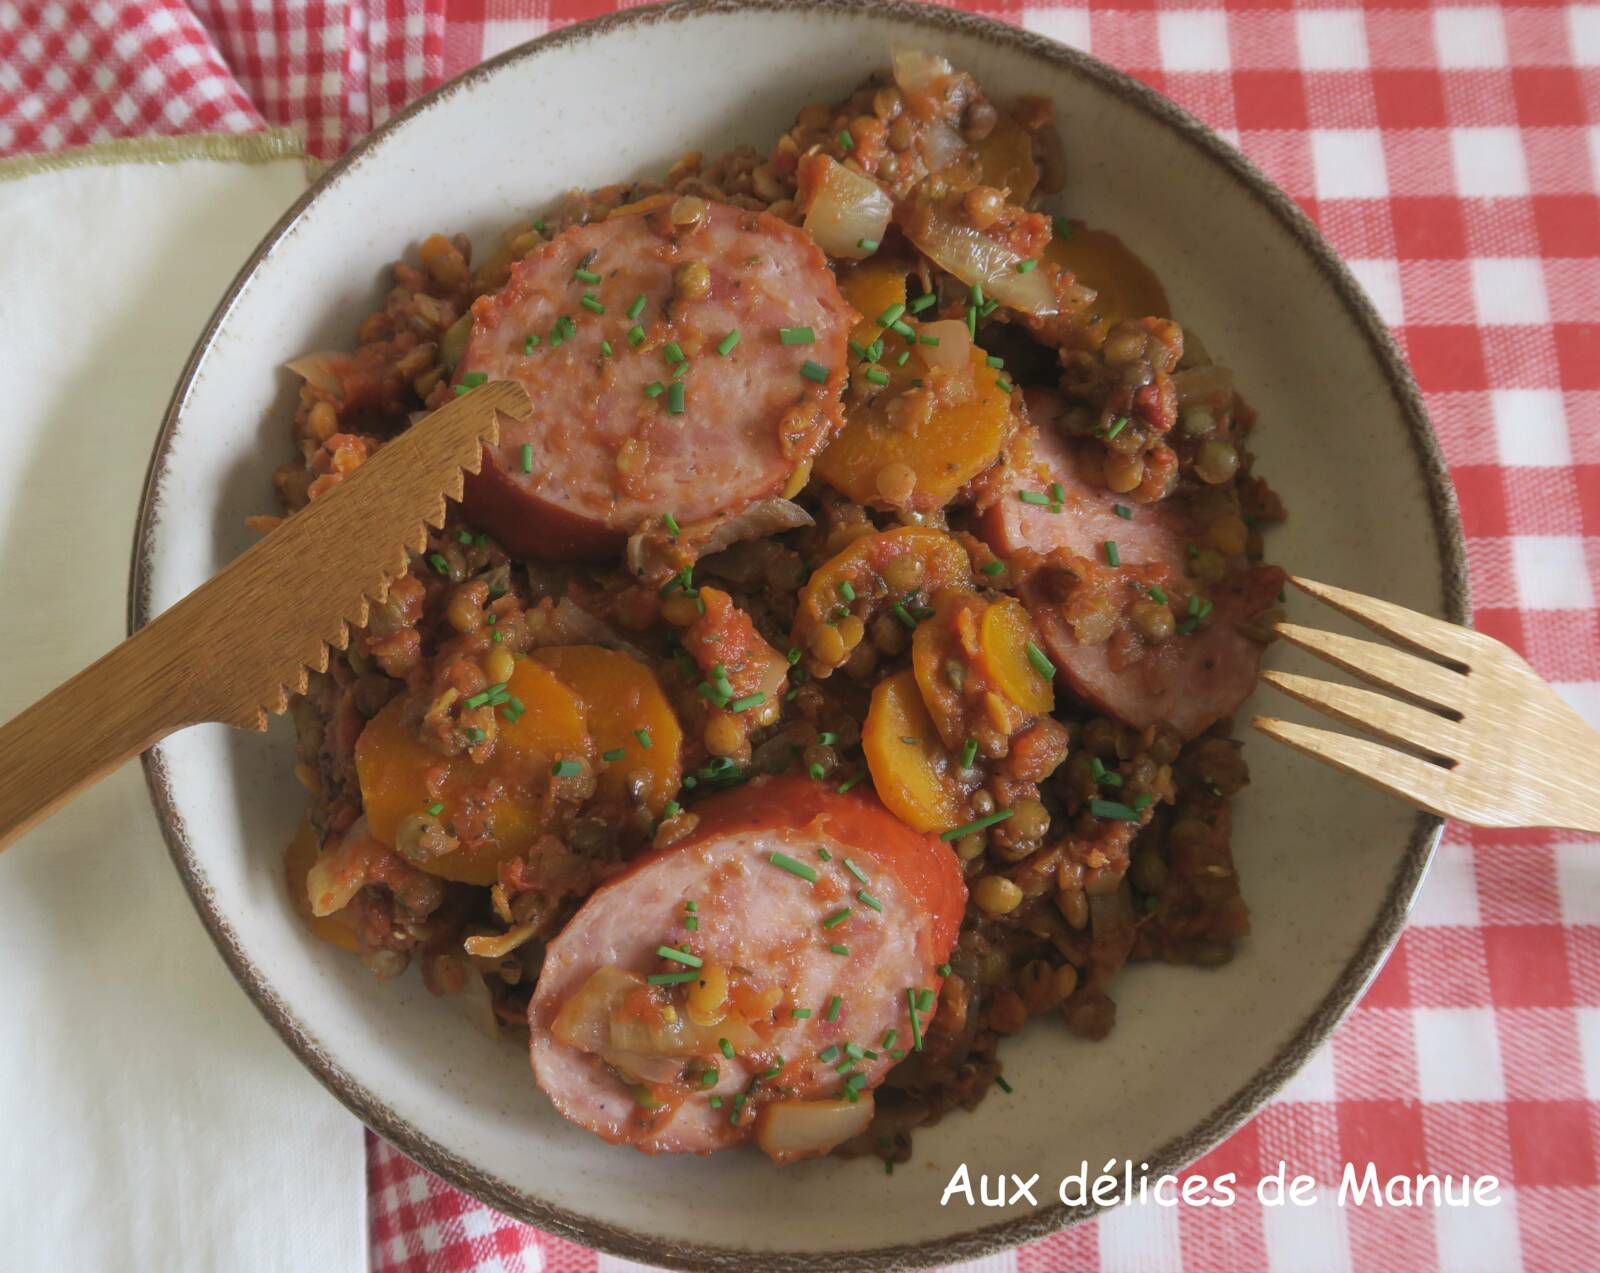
[305,817,375,917]
[915,318,971,372]
[801,156,892,261]
[1171,363,1234,408]
[463,922,538,960]
[458,970,501,1041]
[285,352,345,396]
[624,498,813,581]
[901,195,1059,317]
[891,47,953,96]
[546,598,649,660]
[755,1096,876,1164]
[916,121,967,175]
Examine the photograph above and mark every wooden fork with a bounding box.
[1254,577,1600,834]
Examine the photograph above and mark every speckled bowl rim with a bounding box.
[129,2,1469,1268]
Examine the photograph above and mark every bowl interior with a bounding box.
[137,3,1457,1265]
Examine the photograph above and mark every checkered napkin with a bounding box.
[4,1,1596,1269]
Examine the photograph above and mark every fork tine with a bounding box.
[1252,716,1456,820]
[1274,622,1467,711]
[1261,670,1460,762]
[1290,577,1478,667]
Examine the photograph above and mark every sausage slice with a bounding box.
[460,200,855,560]
[528,777,965,1158]
[977,393,1282,739]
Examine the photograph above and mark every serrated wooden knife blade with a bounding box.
[0,380,529,852]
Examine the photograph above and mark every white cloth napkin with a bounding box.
[0,143,365,1271]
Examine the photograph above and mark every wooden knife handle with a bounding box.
[0,615,198,852]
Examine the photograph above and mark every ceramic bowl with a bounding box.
[132,1,1466,1266]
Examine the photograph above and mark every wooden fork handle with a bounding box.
[0,614,200,853]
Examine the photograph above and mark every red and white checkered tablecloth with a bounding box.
[5,0,1597,1269]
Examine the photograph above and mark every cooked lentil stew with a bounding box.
[268,48,1285,1167]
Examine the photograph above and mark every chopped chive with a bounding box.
[1149,586,1168,604]
[915,988,934,1012]
[626,293,647,320]
[864,367,890,386]
[823,908,851,930]
[465,727,485,743]
[836,773,865,794]
[1197,598,1214,619]
[857,890,883,912]
[895,350,911,367]
[627,323,646,347]
[996,1075,1014,1094]
[573,267,601,284]
[660,512,681,540]
[699,1067,719,1088]
[826,995,843,1023]
[720,1038,735,1059]
[662,341,684,365]
[1104,540,1121,567]
[730,1093,746,1123]
[816,732,838,746]
[908,293,937,314]
[1016,259,1038,274]
[876,302,906,328]
[982,559,1006,576]
[1133,792,1155,812]
[599,339,613,357]
[838,129,854,150]
[728,692,765,712]
[882,1029,898,1049]
[980,298,999,317]
[844,1072,868,1092]
[779,326,815,345]
[646,971,699,985]
[936,963,952,977]
[551,760,583,778]
[1019,490,1052,506]
[523,333,540,354]
[666,381,685,415]
[837,580,856,603]
[464,691,491,708]
[829,943,850,956]
[769,852,818,883]
[1050,482,1066,504]
[808,761,825,780]
[866,337,884,361]
[635,728,652,748]
[644,381,665,398]
[996,377,1015,394]
[425,802,444,817]
[656,945,703,968]
[966,305,977,338]
[792,1007,812,1019]
[428,553,450,574]
[800,360,829,383]
[848,339,868,359]
[459,371,487,388]
[960,737,978,768]
[819,1045,840,1063]
[843,857,870,885]
[1114,503,1132,519]
[1053,215,1074,239]
[1090,798,1142,822]
[709,1095,723,1108]
[1105,415,1130,440]
[890,319,914,338]
[906,988,924,1051]
[891,601,917,629]
[970,283,984,305]
[986,355,1004,369]
[940,808,1015,841]
[518,443,533,474]
[1026,641,1056,680]
[684,916,699,931]
[580,292,605,314]
[717,329,741,356]
[816,847,832,861]
[856,235,881,252]
[697,682,730,708]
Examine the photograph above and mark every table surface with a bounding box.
[4,1,1596,1270]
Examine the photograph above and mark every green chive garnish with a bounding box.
[769,853,817,883]
[656,945,702,968]
[1019,490,1052,506]
[857,237,879,251]
[728,692,764,712]
[826,995,843,1023]
[1114,504,1132,519]
[627,323,646,347]
[717,330,740,356]
[667,381,685,415]
[574,267,601,284]
[523,333,539,354]
[996,377,1015,394]
[829,943,849,956]
[1149,586,1168,604]
[1016,259,1038,274]
[1104,540,1121,566]
[800,360,829,383]
[551,760,582,778]
[836,773,865,794]
[996,1075,1014,1094]
[857,890,883,912]
[1090,798,1141,822]
[982,559,1005,576]
[876,303,906,328]
[599,340,613,357]
[644,381,665,398]
[906,988,924,1051]
[428,553,450,574]
[792,1007,812,1019]
[908,293,937,314]
[936,963,951,977]
[635,728,653,748]
[864,367,890,386]
[940,808,1015,841]
[820,1045,840,1063]
[719,1038,735,1059]
[580,292,604,313]
[627,293,647,319]
[838,129,854,151]
[779,326,814,345]
[843,857,869,885]
[837,580,856,602]
[1026,641,1056,680]
[1105,415,1129,440]
[960,737,978,768]
[823,908,851,929]
[425,802,444,817]
[646,971,699,985]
